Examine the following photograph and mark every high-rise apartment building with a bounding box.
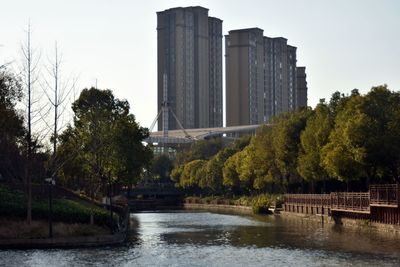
[157,6,223,130]
[225,28,307,126]
[296,67,308,108]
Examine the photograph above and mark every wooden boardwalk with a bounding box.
[284,184,400,225]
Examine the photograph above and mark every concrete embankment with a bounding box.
[280,210,400,234]
[185,203,400,234]
[0,233,127,249]
[183,203,253,215]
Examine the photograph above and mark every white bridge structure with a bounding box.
[146,124,262,145]
[146,74,264,146]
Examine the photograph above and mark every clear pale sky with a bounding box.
[1,0,399,130]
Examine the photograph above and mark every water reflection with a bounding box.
[137,211,400,255]
[1,210,400,267]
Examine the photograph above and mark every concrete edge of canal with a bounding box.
[183,203,253,215]
[0,232,128,250]
[184,203,400,234]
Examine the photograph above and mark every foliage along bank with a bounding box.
[1,66,152,205]
[171,85,400,195]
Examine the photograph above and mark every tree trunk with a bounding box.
[25,165,32,224]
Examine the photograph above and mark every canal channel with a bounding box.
[1,210,400,266]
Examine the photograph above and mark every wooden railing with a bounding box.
[370,184,399,207]
[284,194,330,207]
[330,192,370,213]
[284,192,370,213]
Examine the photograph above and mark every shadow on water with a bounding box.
[1,210,400,266]
[137,211,400,257]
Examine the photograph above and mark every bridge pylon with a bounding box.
[147,74,194,154]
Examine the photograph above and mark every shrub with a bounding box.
[251,194,272,214]
[0,185,116,227]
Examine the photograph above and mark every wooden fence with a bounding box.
[330,192,370,213]
[370,184,399,207]
[284,194,331,215]
[283,184,400,224]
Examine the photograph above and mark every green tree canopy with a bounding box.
[297,102,333,191]
[321,94,366,184]
[176,137,224,165]
[57,88,152,195]
[150,154,174,180]
[0,69,25,180]
[272,109,312,188]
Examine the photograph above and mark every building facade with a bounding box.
[157,6,223,130]
[296,66,308,108]
[225,28,307,126]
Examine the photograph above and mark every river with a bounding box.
[1,210,400,266]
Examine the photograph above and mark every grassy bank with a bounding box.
[0,184,116,236]
[0,218,110,239]
[185,194,281,214]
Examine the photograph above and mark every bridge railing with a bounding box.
[370,184,399,207]
[284,194,331,207]
[330,192,370,213]
[284,192,370,213]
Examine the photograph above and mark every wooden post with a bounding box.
[386,187,388,204]
[351,194,354,210]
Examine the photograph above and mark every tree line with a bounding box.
[1,23,152,224]
[171,85,400,195]
[1,69,151,195]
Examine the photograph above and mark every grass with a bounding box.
[0,218,110,239]
[0,184,117,228]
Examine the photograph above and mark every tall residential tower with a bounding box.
[157,6,223,130]
[225,28,307,126]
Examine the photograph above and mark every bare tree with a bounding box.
[41,42,77,170]
[20,22,41,224]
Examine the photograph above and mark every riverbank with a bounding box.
[0,218,110,239]
[183,203,253,215]
[0,212,130,249]
[0,232,127,249]
[0,184,130,249]
[184,203,400,235]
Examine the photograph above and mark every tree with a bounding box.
[272,109,312,190]
[150,154,174,180]
[202,136,251,193]
[176,137,224,165]
[297,102,333,192]
[20,22,41,224]
[248,125,281,192]
[222,152,241,193]
[0,68,25,181]
[178,159,207,188]
[321,94,366,188]
[57,88,151,197]
[56,125,90,189]
[41,42,77,159]
[350,86,400,182]
[321,86,400,188]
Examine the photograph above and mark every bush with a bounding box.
[251,194,273,214]
[184,193,279,214]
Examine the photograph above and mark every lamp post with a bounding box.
[45,177,55,238]
[108,171,113,233]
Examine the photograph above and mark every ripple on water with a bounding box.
[1,211,400,267]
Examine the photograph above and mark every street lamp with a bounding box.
[45,177,55,238]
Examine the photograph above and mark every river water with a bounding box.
[1,210,400,266]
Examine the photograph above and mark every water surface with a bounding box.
[1,210,400,266]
